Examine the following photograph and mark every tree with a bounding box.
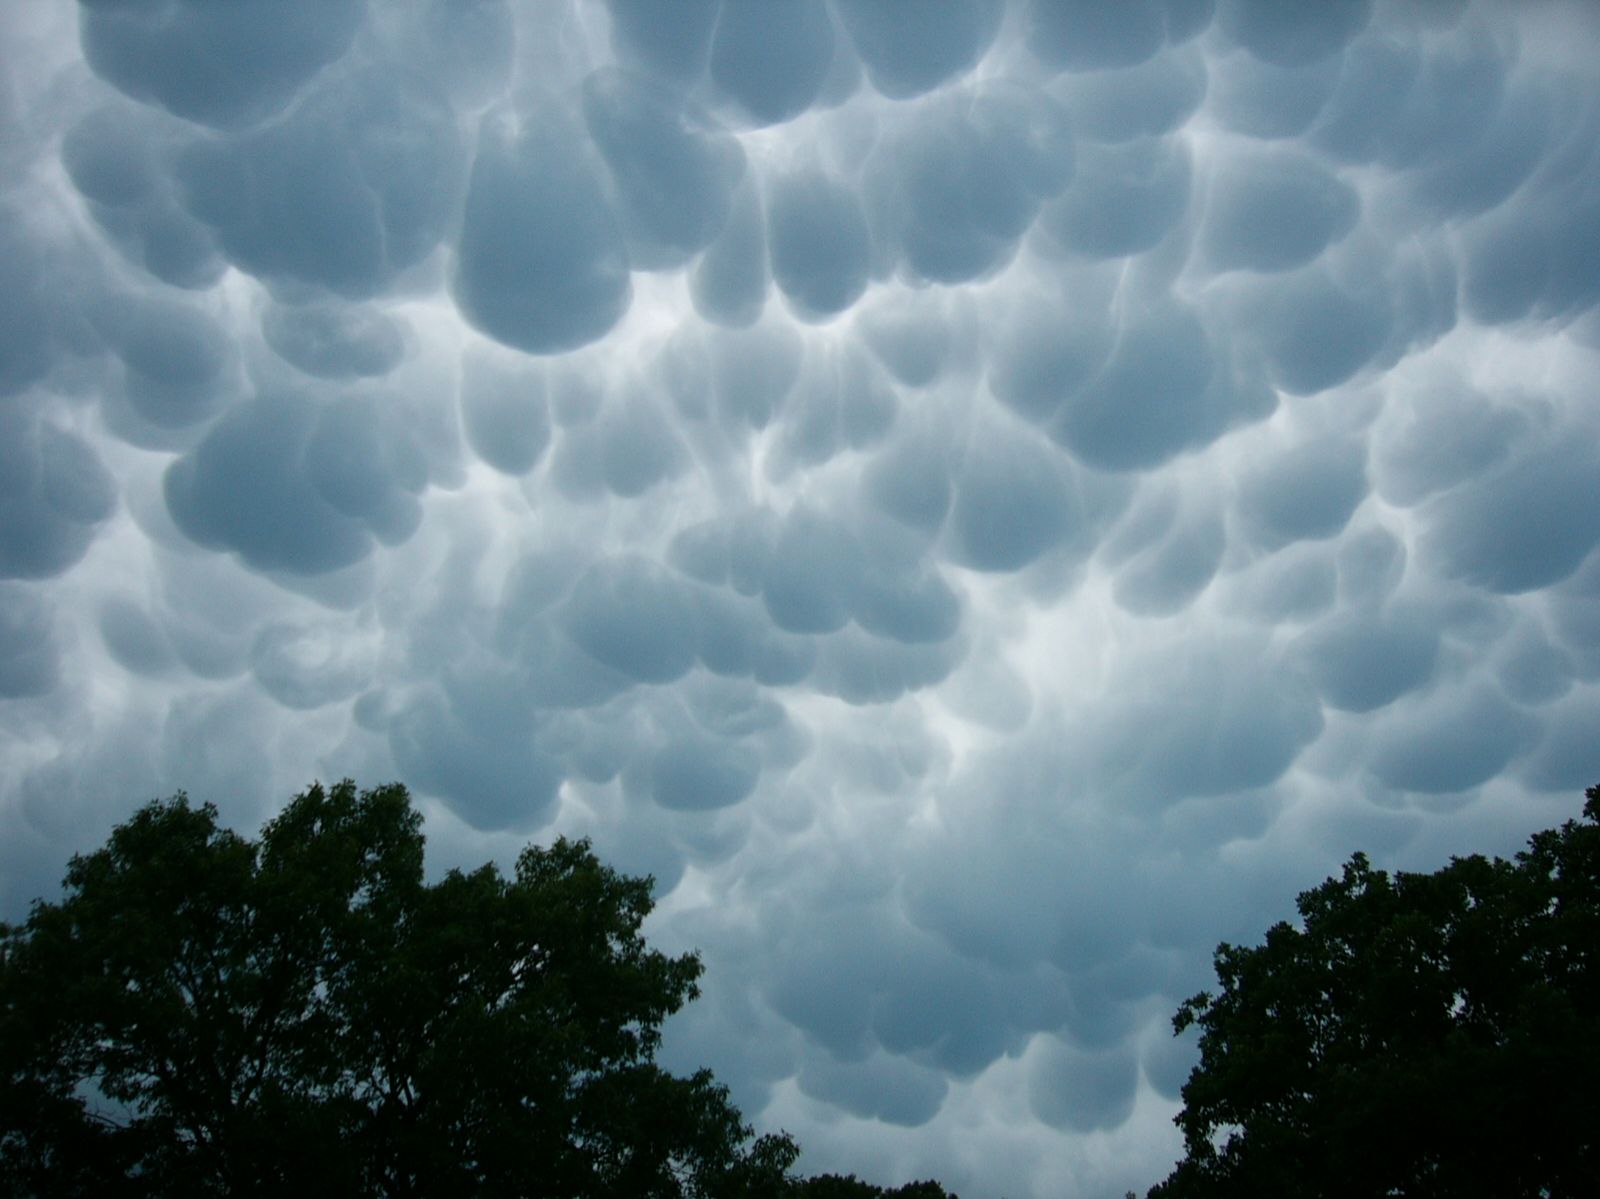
[788,1175,958,1199]
[0,781,796,1197]
[1149,786,1600,1199]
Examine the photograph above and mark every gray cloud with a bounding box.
[80,0,365,130]
[454,101,632,354]
[8,4,1600,1196]
[709,0,839,127]
[175,64,464,298]
[0,409,117,580]
[769,170,873,320]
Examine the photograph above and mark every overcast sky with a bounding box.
[4,1,1600,1194]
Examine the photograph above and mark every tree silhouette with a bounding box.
[0,781,796,1197]
[1149,786,1600,1198]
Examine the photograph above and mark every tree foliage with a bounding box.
[0,781,797,1197]
[1150,786,1600,1199]
[788,1175,957,1199]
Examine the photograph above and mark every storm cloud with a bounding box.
[5,2,1600,1196]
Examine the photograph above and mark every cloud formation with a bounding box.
[5,2,1600,1195]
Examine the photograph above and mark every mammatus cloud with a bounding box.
[4,2,1600,1195]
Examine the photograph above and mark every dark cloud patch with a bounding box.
[304,396,428,547]
[60,103,226,289]
[1242,266,1389,394]
[249,620,370,710]
[834,0,1002,100]
[1336,526,1405,606]
[389,689,563,832]
[851,555,962,645]
[606,0,720,83]
[810,627,964,705]
[1224,544,1338,623]
[1107,493,1225,616]
[1026,0,1167,72]
[0,585,58,698]
[87,297,236,435]
[766,914,893,1063]
[59,102,163,210]
[857,297,953,390]
[864,420,955,534]
[690,177,770,327]
[1201,149,1358,273]
[769,342,897,476]
[263,302,406,380]
[79,0,365,130]
[799,1053,949,1127]
[0,214,62,398]
[765,906,1004,1090]
[560,557,698,685]
[1309,26,1508,172]
[1217,0,1370,68]
[1494,625,1572,707]
[870,951,1013,1077]
[98,598,178,678]
[1547,558,1600,680]
[453,103,631,353]
[651,735,761,811]
[1370,686,1531,794]
[985,285,1115,426]
[583,69,745,269]
[669,519,735,587]
[1088,642,1324,805]
[163,393,373,574]
[1059,48,1206,143]
[1051,303,1217,471]
[0,412,117,581]
[762,509,861,635]
[377,0,514,109]
[1373,380,1526,508]
[1236,438,1366,549]
[946,424,1081,572]
[1294,609,1438,713]
[1028,1040,1138,1133]
[1421,440,1600,595]
[1520,688,1600,792]
[1036,135,1191,259]
[710,322,804,429]
[708,0,837,127]
[768,170,872,321]
[1304,34,1421,164]
[176,65,463,298]
[592,388,688,497]
[1457,101,1600,327]
[692,589,818,686]
[871,85,1076,284]
[1406,81,1549,220]
[1144,1027,1201,1102]
[500,620,635,712]
[1206,49,1341,138]
[458,349,551,476]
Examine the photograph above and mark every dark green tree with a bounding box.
[0,781,796,1197]
[1150,786,1600,1199]
[787,1174,957,1198]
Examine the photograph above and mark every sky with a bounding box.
[3,0,1600,1194]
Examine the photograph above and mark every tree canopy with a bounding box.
[0,780,797,1197]
[1149,786,1600,1199]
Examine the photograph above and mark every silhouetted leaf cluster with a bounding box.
[0,781,796,1197]
[1150,786,1600,1198]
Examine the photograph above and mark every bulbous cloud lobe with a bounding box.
[453,102,633,354]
